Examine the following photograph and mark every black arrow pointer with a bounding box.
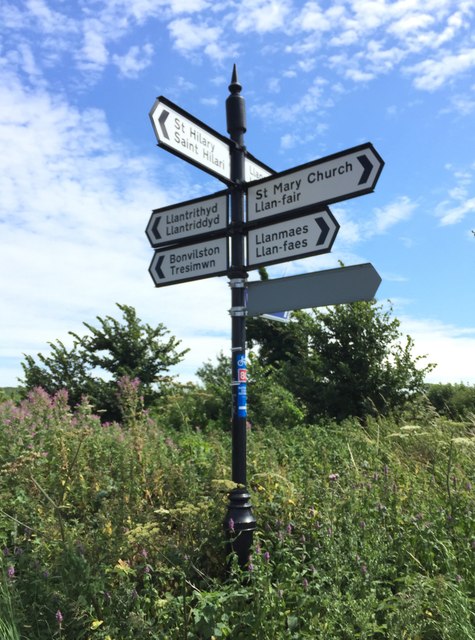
[357,154,373,185]
[158,110,169,139]
[151,216,162,241]
[154,255,165,279]
[315,215,330,245]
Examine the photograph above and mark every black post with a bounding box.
[224,65,256,568]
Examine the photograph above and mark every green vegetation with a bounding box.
[426,383,475,421]
[20,304,187,422]
[1,382,474,638]
[247,300,434,421]
[1,303,474,637]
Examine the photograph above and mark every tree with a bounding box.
[247,300,434,421]
[20,304,187,421]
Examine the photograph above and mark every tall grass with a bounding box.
[0,385,474,638]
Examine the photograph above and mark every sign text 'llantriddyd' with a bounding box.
[146,191,228,248]
[247,143,384,223]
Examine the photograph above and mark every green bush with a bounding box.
[1,386,474,639]
[426,383,475,420]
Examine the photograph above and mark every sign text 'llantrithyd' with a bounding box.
[149,237,228,287]
[247,143,384,223]
[146,192,228,248]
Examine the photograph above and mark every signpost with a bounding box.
[247,208,339,269]
[146,67,385,569]
[247,143,384,223]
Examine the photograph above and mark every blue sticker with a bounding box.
[235,352,247,417]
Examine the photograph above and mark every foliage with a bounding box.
[247,300,434,421]
[1,386,474,638]
[426,383,475,420]
[20,304,187,421]
[193,352,306,430]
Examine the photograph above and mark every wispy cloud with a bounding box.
[112,44,154,78]
[435,164,475,225]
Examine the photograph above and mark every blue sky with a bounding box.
[1,0,475,387]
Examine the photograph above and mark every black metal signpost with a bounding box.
[147,66,384,568]
[224,67,256,566]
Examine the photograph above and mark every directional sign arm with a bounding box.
[247,263,382,316]
[247,143,384,223]
[246,208,339,270]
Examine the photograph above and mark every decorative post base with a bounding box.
[224,488,257,568]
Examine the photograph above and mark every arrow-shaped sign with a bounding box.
[149,237,228,287]
[246,208,339,269]
[146,191,229,249]
[150,96,273,184]
[247,263,382,316]
[247,143,384,224]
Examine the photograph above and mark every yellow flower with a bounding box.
[90,619,104,630]
[114,559,134,575]
[103,521,113,536]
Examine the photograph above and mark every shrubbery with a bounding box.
[1,383,474,638]
[20,304,187,422]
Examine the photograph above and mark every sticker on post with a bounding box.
[235,352,247,418]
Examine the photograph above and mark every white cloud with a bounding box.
[112,43,154,78]
[369,196,418,235]
[400,317,475,385]
[251,76,331,123]
[407,48,475,91]
[234,0,292,34]
[435,165,475,225]
[0,73,236,388]
[168,17,232,60]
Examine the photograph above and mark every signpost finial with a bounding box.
[229,64,241,94]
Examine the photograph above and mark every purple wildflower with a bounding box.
[360,563,368,576]
[286,523,293,535]
[228,518,235,533]
[328,473,339,482]
[55,610,63,625]
[248,561,254,572]
[7,565,15,579]
[264,551,270,563]
[302,578,309,589]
